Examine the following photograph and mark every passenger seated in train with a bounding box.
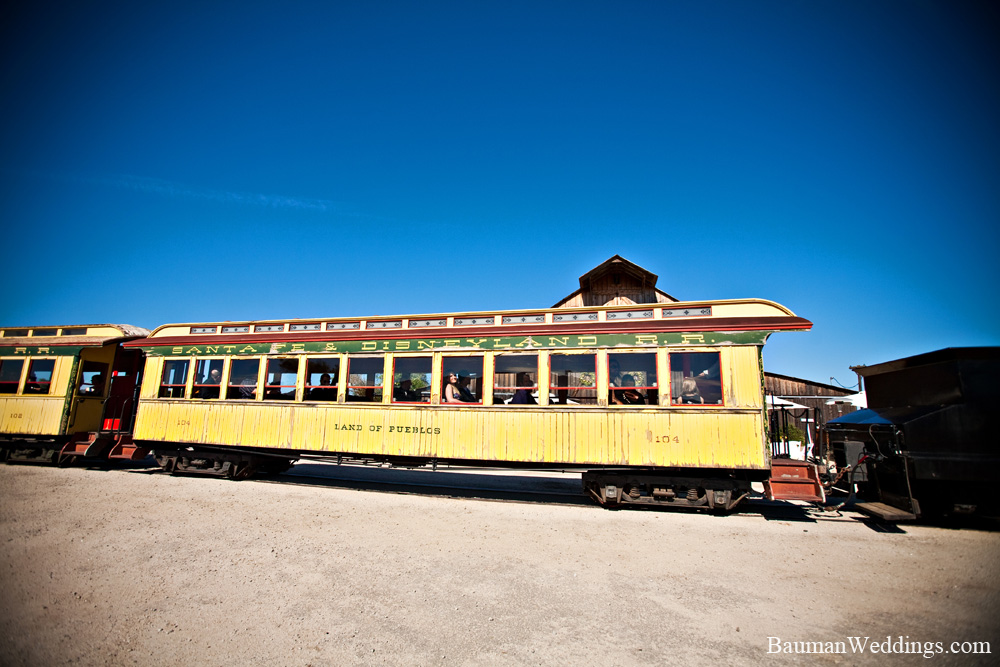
[24,373,41,394]
[457,375,476,402]
[196,368,222,399]
[510,372,537,405]
[80,374,104,396]
[308,373,337,401]
[443,372,469,403]
[678,377,704,404]
[393,378,420,402]
[612,374,645,405]
[239,377,257,399]
[265,378,293,400]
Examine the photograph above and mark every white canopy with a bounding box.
[825,391,867,408]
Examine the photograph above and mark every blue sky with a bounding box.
[2,1,997,387]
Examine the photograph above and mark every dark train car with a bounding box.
[827,347,999,520]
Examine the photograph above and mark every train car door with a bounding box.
[68,345,117,432]
[102,348,144,433]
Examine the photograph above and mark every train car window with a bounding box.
[192,359,224,399]
[670,352,722,405]
[159,360,189,398]
[23,359,54,394]
[608,353,658,406]
[392,356,432,403]
[441,357,483,404]
[3,329,29,337]
[264,358,298,400]
[60,328,87,336]
[0,359,24,394]
[77,362,108,396]
[305,358,339,401]
[32,328,58,336]
[493,354,538,405]
[549,353,597,405]
[347,357,383,402]
[227,358,260,400]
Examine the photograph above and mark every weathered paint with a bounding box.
[0,397,69,436]
[134,400,768,470]
[1,356,74,436]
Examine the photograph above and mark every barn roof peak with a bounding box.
[552,255,678,308]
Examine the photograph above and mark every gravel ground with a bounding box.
[1,461,998,666]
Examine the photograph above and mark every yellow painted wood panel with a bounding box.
[134,401,769,470]
[48,357,73,398]
[0,397,69,435]
[722,346,765,408]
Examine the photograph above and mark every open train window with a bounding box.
[670,352,722,405]
[0,359,24,394]
[192,359,224,399]
[227,358,260,399]
[608,353,658,406]
[494,354,538,405]
[24,359,54,394]
[347,357,383,403]
[305,358,339,401]
[441,357,483,404]
[159,359,189,398]
[392,356,432,403]
[77,362,108,396]
[550,353,597,405]
[265,358,298,400]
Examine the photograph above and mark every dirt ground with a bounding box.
[1,461,998,666]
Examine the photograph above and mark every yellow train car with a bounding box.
[0,324,149,463]
[125,299,816,509]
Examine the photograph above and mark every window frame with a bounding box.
[303,356,341,402]
[226,357,262,401]
[191,358,225,400]
[391,355,433,404]
[23,358,56,395]
[346,356,385,403]
[607,351,659,407]
[77,361,109,397]
[440,355,484,405]
[669,350,724,406]
[548,352,599,406]
[492,353,539,406]
[159,358,191,399]
[263,357,300,401]
[0,358,25,394]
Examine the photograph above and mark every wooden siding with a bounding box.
[134,401,769,470]
[764,373,854,397]
[0,397,68,436]
[0,356,75,436]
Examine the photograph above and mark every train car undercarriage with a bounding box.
[143,442,781,513]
